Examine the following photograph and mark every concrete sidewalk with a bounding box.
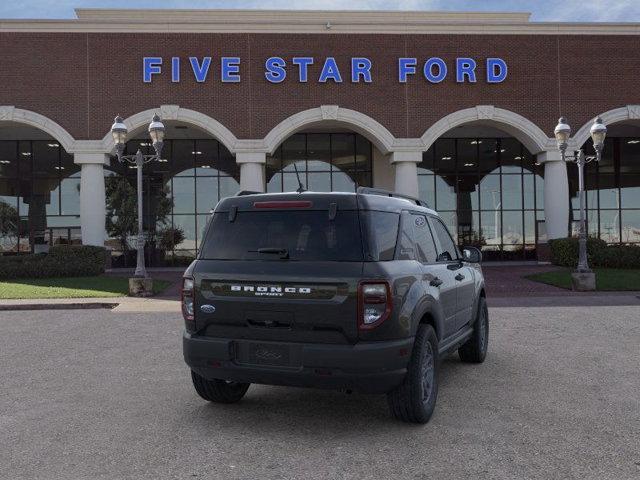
[0,296,180,313]
[1,292,638,312]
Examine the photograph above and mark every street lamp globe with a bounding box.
[111,115,128,156]
[590,116,607,156]
[554,117,571,154]
[148,114,165,156]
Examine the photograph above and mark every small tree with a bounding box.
[105,176,172,252]
[0,200,19,251]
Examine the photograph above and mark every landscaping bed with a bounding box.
[526,268,640,291]
[0,276,171,299]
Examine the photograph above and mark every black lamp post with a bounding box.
[553,116,607,288]
[110,114,165,281]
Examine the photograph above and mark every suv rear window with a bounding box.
[200,210,364,261]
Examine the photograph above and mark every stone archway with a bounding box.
[571,105,640,149]
[420,105,552,155]
[100,105,239,155]
[263,105,397,155]
[0,106,76,153]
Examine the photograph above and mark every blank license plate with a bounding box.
[245,343,291,367]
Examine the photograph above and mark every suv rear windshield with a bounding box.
[200,210,399,262]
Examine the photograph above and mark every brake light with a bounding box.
[253,201,313,209]
[358,281,392,330]
[182,277,195,327]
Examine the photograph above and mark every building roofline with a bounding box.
[0,9,638,35]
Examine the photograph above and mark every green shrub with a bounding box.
[549,237,640,269]
[596,245,640,269]
[0,245,107,280]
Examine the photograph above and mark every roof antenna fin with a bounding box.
[293,162,307,193]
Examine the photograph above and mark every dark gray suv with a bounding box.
[182,188,488,423]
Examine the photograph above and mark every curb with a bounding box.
[0,302,119,311]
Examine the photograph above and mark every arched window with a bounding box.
[266,133,372,192]
[571,135,640,244]
[0,138,80,253]
[418,137,544,261]
[107,136,239,267]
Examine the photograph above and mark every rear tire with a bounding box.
[191,370,250,403]
[458,296,489,363]
[387,324,439,424]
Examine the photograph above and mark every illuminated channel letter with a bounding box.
[143,57,162,83]
[171,57,180,83]
[351,58,372,83]
[265,57,287,83]
[398,58,417,83]
[486,58,508,83]
[424,57,447,83]
[456,58,477,83]
[189,57,212,83]
[292,57,314,82]
[221,57,241,83]
[319,57,343,83]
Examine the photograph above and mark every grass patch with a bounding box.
[0,276,172,299]
[526,268,640,291]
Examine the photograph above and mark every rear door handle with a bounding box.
[455,274,465,281]
[429,277,443,287]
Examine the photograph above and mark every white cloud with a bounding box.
[0,0,639,21]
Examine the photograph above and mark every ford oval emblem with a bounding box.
[200,304,216,314]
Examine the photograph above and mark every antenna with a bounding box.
[292,162,306,193]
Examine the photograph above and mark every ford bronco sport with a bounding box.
[182,188,488,423]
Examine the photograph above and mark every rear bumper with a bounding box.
[183,332,413,394]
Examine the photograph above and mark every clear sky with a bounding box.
[0,0,638,22]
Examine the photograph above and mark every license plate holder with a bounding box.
[236,342,292,367]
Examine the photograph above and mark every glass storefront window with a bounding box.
[266,132,372,193]
[419,137,542,260]
[571,136,640,245]
[0,140,80,253]
[106,138,239,266]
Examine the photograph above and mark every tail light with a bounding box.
[358,281,392,330]
[182,277,195,329]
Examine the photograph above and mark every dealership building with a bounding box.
[0,9,639,265]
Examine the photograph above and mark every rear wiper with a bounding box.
[249,247,290,259]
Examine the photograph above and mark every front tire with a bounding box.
[458,296,489,363]
[387,324,439,424]
[191,370,250,403]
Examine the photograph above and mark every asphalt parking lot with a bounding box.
[1,306,639,480]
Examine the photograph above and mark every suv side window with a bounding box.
[429,217,458,262]
[396,212,416,261]
[411,214,437,263]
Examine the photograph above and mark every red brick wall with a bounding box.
[0,32,638,142]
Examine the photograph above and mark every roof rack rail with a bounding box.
[356,187,426,207]
[235,190,262,196]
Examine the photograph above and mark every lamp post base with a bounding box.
[128,277,154,297]
[571,271,596,291]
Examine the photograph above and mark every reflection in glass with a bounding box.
[435,176,456,211]
[418,174,435,207]
[0,140,79,253]
[574,136,640,243]
[105,138,239,265]
[599,210,620,243]
[418,137,543,260]
[621,210,640,243]
[502,211,523,250]
[501,175,523,210]
[196,177,218,214]
[267,133,372,193]
[438,211,457,244]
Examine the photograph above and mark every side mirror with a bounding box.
[436,251,452,262]
[462,246,482,263]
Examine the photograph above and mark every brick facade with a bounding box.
[1,32,638,142]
